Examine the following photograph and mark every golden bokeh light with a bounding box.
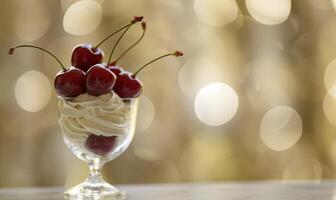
[324,59,336,98]
[14,0,50,42]
[333,0,336,11]
[178,58,223,98]
[63,0,102,36]
[14,71,52,112]
[323,94,336,126]
[194,82,239,126]
[61,0,103,12]
[193,0,238,27]
[260,106,302,151]
[246,0,291,25]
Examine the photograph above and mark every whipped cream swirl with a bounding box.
[58,92,131,143]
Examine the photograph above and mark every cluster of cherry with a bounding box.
[9,16,183,99]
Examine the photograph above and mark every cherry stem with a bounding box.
[9,45,67,71]
[133,51,184,77]
[107,25,131,64]
[111,22,147,65]
[94,16,143,49]
[94,24,129,49]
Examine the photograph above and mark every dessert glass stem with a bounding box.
[64,160,124,200]
[88,162,102,177]
[87,160,104,182]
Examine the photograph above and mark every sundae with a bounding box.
[9,16,183,199]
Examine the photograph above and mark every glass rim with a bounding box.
[57,92,139,101]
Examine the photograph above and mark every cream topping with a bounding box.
[58,92,131,142]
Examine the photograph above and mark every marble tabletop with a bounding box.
[1,181,336,200]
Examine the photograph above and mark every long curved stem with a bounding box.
[94,16,143,49]
[107,26,131,64]
[111,22,147,65]
[133,51,183,76]
[9,45,66,71]
[94,24,131,49]
[133,53,173,76]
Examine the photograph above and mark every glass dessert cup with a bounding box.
[58,93,138,200]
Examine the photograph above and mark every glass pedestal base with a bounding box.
[64,177,124,200]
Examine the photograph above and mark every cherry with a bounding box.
[71,44,103,72]
[54,67,86,98]
[71,16,143,72]
[9,45,86,98]
[108,65,124,76]
[85,134,118,156]
[113,51,184,98]
[86,63,116,96]
[113,71,143,98]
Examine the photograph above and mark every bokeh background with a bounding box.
[1,0,336,187]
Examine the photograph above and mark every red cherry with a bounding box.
[71,44,103,72]
[108,65,124,76]
[85,134,118,156]
[55,67,86,98]
[9,45,86,98]
[86,64,116,96]
[113,71,143,98]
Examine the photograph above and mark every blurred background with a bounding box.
[1,0,336,187]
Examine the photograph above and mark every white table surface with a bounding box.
[0,181,335,200]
